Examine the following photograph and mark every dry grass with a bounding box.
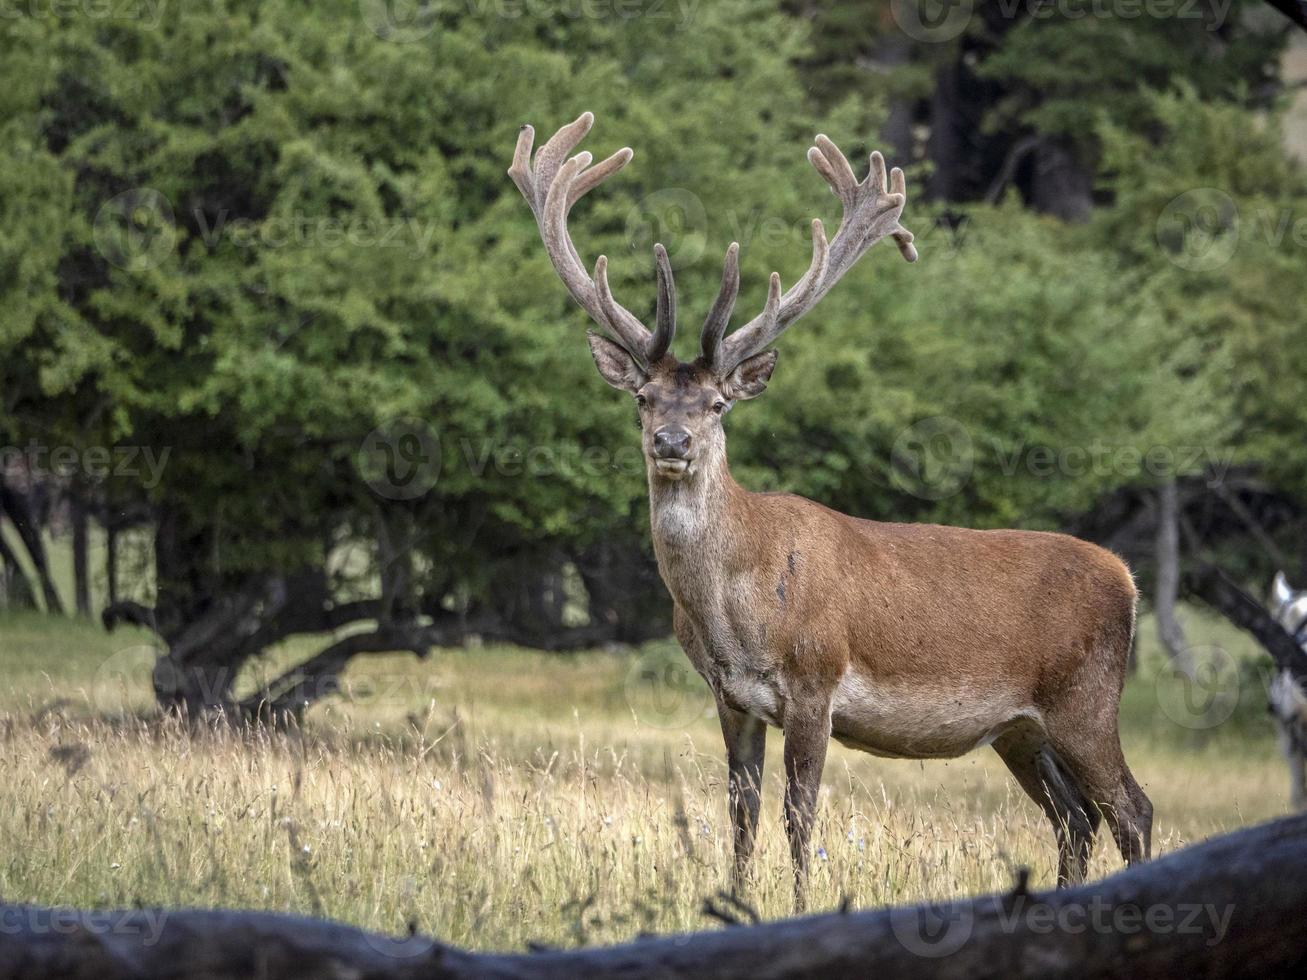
[0,609,1293,952]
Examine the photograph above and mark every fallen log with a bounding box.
[3,813,1306,979]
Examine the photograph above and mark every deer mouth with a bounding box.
[653,458,690,480]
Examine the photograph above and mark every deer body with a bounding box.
[511,113,1151,906]
[653,466,1136,760]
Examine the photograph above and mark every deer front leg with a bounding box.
[717,700,766,893]
[782,694,831,912]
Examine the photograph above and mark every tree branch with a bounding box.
[1263,0,1307,33]
[1183,563,1307,686]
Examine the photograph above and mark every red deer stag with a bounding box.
[510,112,1152,906]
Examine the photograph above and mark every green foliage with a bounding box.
[1096,85,1307,499]
[0,0,857,607]
[2,1,1306,622]
[976,0,1287,143]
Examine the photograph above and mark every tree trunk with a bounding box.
[0,526,39,611]
[0,478,64,614]
[1027,137,1093,222]
[1155,478,1191,674]
[3,813,1306,978]
[486,551,573,648]
[105,519,118,607]
[70,480,91,617]
[576,536,671,644]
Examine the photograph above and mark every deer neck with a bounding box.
[646,452,749,611]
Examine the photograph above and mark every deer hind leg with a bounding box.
[781,694,832,913]
[993,727,1099,887]
[1044,726,1153,870]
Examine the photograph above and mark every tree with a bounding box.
[0,0,864,715]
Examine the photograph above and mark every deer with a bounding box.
[509,112,1152,907]
[1269,572,1307,810]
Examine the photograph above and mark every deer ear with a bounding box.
[587,332,647,393]
[720,350,778,401]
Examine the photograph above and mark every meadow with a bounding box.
[0,606,1292,952]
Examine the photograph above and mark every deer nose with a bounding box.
[653,427,692,459]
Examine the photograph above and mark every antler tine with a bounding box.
[698,242,740,367]
[593,255,656,366]
[649,243,676,363]
[716,136,915,372]
[510,112,592,213]
[509,113,655,364]
[711,220,828,372]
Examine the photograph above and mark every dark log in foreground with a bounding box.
[4,814,1307,979]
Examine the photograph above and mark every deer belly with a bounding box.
[830,671,1033,760]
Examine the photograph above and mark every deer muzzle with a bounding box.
[652,427,692,478]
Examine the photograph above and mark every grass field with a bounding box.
[0,605,1292,952]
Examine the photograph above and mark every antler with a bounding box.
[509,112,675,368]
[702,136,917,373]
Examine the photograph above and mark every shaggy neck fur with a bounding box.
[643,449,747,603]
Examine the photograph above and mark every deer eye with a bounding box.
[635,393,648,408]
[712,401,728,415]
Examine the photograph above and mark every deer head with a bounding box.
[509,112,917,483]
